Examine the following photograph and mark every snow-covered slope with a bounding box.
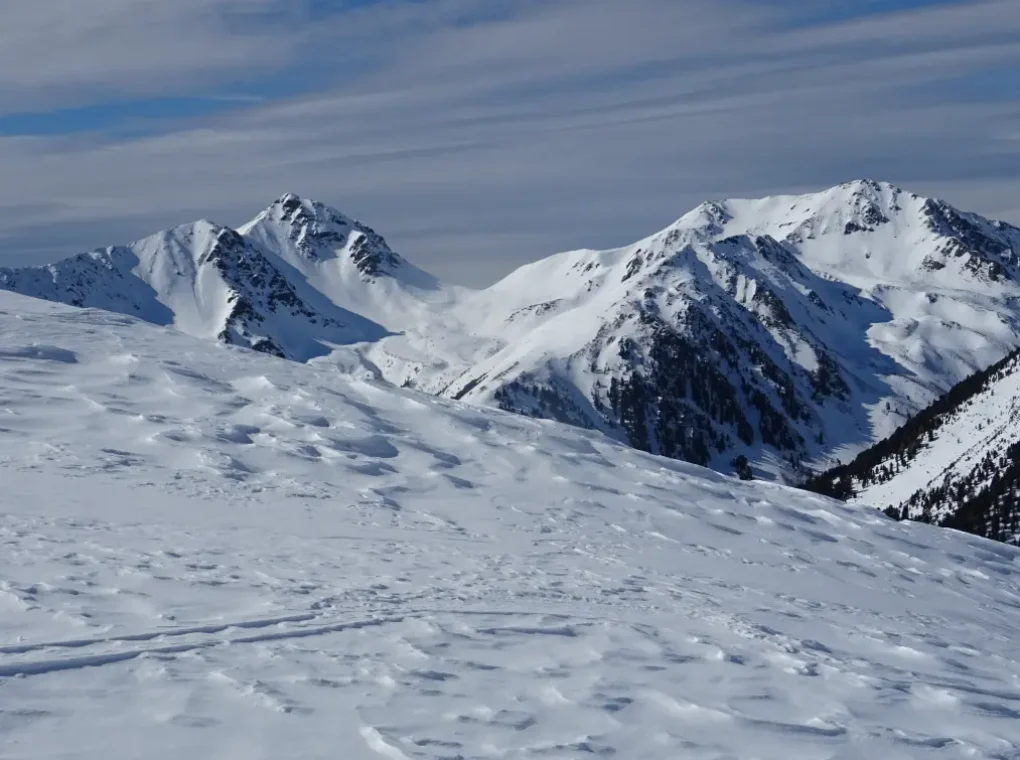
[2,291,1020,759]
[0,218,388,361]
[5,182,1020,481]
[804,346,1020,544]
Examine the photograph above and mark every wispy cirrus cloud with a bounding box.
[1,0,1019,285]
[0,1,307,109]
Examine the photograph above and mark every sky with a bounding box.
[0,0,1018,286]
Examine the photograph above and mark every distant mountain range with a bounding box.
[5,181,1020,480]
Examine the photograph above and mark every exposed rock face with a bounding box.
[246,193,407,279]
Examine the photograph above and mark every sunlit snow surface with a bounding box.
[1,293,1020,760]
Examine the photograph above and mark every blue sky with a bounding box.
[0,0,1018,285]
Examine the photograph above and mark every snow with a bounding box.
[705,180,1020,389]
[2,292,1020,759]
[5,181,1020,480]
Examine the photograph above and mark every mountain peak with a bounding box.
[241,194,417,284]
[837,178,896,193]
[672,180,904,233]
[276,192,309,216]
[260,192,352,228]
[656,179,1020,286]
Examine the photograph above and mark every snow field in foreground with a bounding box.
[0,293,1019,759]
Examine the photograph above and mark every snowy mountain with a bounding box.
[2,290,1020,759]
[804,346,1020,544]
[413,180,1020,480]
[0,216,389,361]
[240,193,450,319]
[239,193,489,381]
[4,181,1020,480]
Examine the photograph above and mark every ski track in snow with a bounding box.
[1,294,1020,759]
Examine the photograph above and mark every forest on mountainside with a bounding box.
[802,347,1020,545]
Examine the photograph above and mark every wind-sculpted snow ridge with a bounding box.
[4,182,1020,481]
[1,291,1020,759]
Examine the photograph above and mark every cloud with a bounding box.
[0,0,1019,285]
[0,1,313,111]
